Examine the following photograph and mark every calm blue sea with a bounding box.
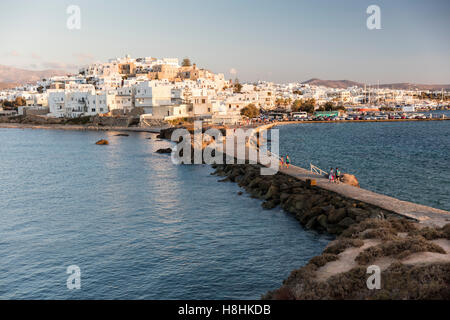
[0,128,331,300]
[278,111,450,211]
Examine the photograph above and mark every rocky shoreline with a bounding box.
[0,114,170,133]
[211,163,450,300]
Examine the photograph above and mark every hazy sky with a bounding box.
[0,0,449,84]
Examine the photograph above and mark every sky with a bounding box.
[0,0,449,84]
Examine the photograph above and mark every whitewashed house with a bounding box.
[135,81,172,114]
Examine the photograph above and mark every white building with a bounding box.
[48,84,115,118]
[134,81,173,113]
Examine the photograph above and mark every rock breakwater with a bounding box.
[211,163,450,300]
[212,163,390,235]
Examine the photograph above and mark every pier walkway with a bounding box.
[279,164,450,227]
[245,122,450,227]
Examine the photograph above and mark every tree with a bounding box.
[2,98,26,110]
[240,103,260,118]
[3,100,15,110]
[323,102,334,111]
[291,99,302,111]
[181,58,192,67]
[293,98,316,114]
[14,97,26,107]
[275,98,284,106]
[233,78,242,93]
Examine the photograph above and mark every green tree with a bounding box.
[323,102,334,111]
[233,78,243,93]
[181,58,192,67]
[291,99,302,111]
[240,103,260,118]
[295,98,316,114]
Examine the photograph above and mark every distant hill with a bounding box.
[0,82,20,90]
[302,78,450,90]
[0,65,68,85]
[302,78,363,88]
[376,83,450,90]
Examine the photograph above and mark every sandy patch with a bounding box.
[315,239,380,281]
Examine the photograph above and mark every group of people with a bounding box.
[328,167,341,183]
[279,155,291,168]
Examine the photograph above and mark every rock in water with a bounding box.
[156,148,172,154]
[115,133,129,136]
[95,139,109,145]
[341,174,360,187]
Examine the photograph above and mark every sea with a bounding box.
[277,110,450,211]
[0,128,331,299]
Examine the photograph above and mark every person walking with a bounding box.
[285,155,291,168]
[279,156,285,169]
[329,168,334,183]
[335,167,341,184]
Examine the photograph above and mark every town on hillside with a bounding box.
[0,55,449,124]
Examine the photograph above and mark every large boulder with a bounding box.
[156,148,172,154]
[347,207,370,220]
[95,139,109,145]
[299,207,322,225]
[262,199,280,210]
[264,185,280,200]
[328,207,347,224]
[305,216,317,229]
[320,205,335,216]
[338,217,356,228]
[317,214,328,229]
[341,174,360,187]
